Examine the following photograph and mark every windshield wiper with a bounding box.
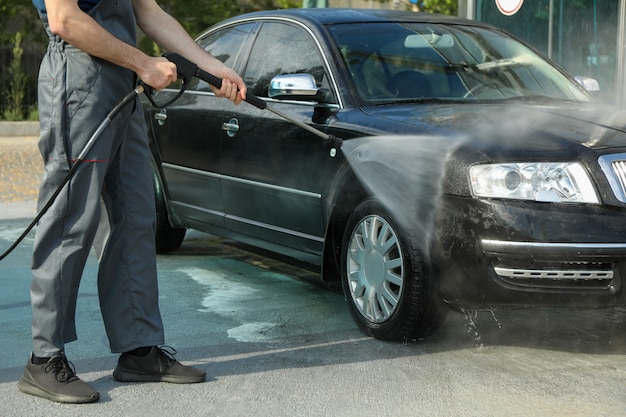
[475,56,534,71]
[383,97,458,105]
[499,95,576,104]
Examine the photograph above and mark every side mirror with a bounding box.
[269,74,319,101]
[574,76,600,94]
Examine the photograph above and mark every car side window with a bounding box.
[188,23,256,92]
[243,22,333,100]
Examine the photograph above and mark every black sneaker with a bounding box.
[113,346,206,384]
[17,353,99,404]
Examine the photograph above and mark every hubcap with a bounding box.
[346,215,404,323]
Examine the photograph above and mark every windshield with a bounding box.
[328,22,591,104]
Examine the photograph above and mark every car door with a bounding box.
[220,20,341,257]
[149,23,256,228]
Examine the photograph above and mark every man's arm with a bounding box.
[44,0,177,90]
[131,0,246,102]
[43,0,245,102]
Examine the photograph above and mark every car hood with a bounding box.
[361,101,626,155]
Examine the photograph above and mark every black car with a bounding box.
[145,8,626,341]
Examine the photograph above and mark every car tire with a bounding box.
[341,199,447,341]
[154,172,186,253]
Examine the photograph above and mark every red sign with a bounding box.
[495,0,524,16]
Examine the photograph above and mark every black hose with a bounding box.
[0,85,144,261]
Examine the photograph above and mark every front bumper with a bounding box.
[434,196,626,308]
[481,240,624,293]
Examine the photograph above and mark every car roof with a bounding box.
[218,8,491,29]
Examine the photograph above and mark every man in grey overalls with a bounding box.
[18,0,246,404]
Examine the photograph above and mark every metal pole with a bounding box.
[467,0,475,19]
[458,0,476,19]
[548,0,554,59]
[617,0,626,107]
[558,0,563,64]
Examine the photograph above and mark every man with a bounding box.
[18,0,247,404]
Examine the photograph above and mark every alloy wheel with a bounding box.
[346,214,404,323]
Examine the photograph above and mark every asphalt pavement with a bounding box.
[2,130,626,416]
[0,135,40,219]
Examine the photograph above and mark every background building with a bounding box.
[459,0,625,107]
[325,0,625,107]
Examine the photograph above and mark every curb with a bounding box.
[0,121,40,137]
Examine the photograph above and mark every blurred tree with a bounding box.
[426,0,458,14]
[417,0,458,15]
[0,0,42,120]
[158,0,244,37]
[4,32,27,120]
[138,0,299,55]
[0,0,41,43]
[138,0,244,54]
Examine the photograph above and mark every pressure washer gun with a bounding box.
[160,52,343,150]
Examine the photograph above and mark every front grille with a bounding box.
[598,153,626,202]
[494,265,614,290]
[483,240,625,292]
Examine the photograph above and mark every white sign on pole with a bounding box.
[495,0,524,16]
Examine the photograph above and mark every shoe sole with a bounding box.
[113,367,206,384]
[17,376,100,404]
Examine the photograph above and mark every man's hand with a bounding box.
[213,79,241,105]
[209,66,247,105]
[137,56,178,91]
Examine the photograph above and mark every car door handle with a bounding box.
[222,118,239,137]
[154,109,167,126]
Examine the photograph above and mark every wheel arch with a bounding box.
[150,155,183,229]
[150,152,187,253]
[321,163,368,283]
[320,158,439,283]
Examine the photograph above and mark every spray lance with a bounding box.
[0,52,342,261]
[160,52,343,149]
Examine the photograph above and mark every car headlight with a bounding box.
[469,162,599,204]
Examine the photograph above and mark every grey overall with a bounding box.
[31,0,164,356]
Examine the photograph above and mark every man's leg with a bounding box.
[99,106,205,384]
[21,46,122,404]
[98,106,165,353]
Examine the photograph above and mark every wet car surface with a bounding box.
[145,8,626,341]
